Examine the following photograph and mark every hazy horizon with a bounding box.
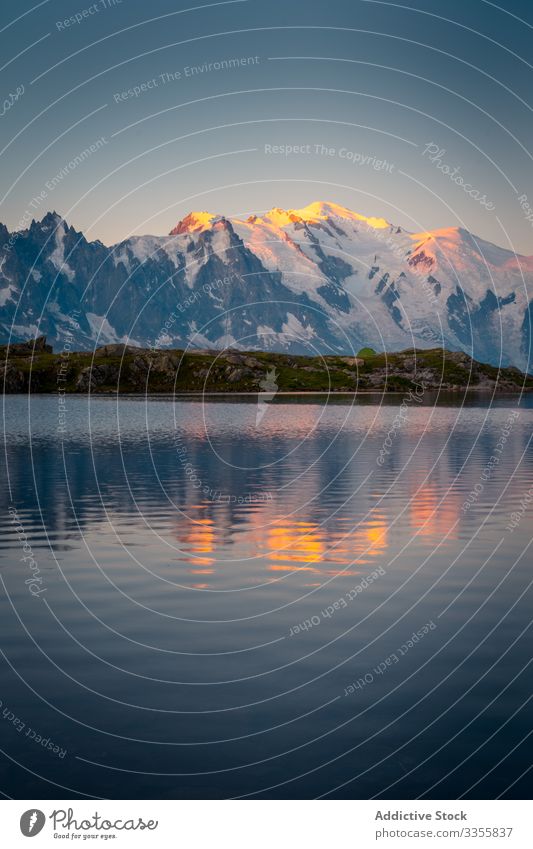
[2,0,532,253]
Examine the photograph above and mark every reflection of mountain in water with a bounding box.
[3,397,532,588]
[2,396,533,800]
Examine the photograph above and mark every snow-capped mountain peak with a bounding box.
[239,201,393,232]
[1,203,532,370]
[290,200,392,230]
[169,211,222,235]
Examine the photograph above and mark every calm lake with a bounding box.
[1,394,532,799]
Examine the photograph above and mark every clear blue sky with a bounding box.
[1,0,532,253]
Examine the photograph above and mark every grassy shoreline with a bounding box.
[1,339,532,394]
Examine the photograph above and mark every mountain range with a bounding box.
[1,201,531,370]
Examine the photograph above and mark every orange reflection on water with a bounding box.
[173,504,390,581]
[180,516,216,566]
[267,522,325,563]
[409,484,459,540]
[265,513,389,574]
[361,518,388,552]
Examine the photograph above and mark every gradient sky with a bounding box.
[1,0,532,253]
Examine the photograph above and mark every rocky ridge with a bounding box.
[1,337,530,394]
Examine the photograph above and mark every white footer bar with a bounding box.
[2,799,529,847]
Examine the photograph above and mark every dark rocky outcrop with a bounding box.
[0,343,531,394]
[0,363,25,392]
[4,336,52,356]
